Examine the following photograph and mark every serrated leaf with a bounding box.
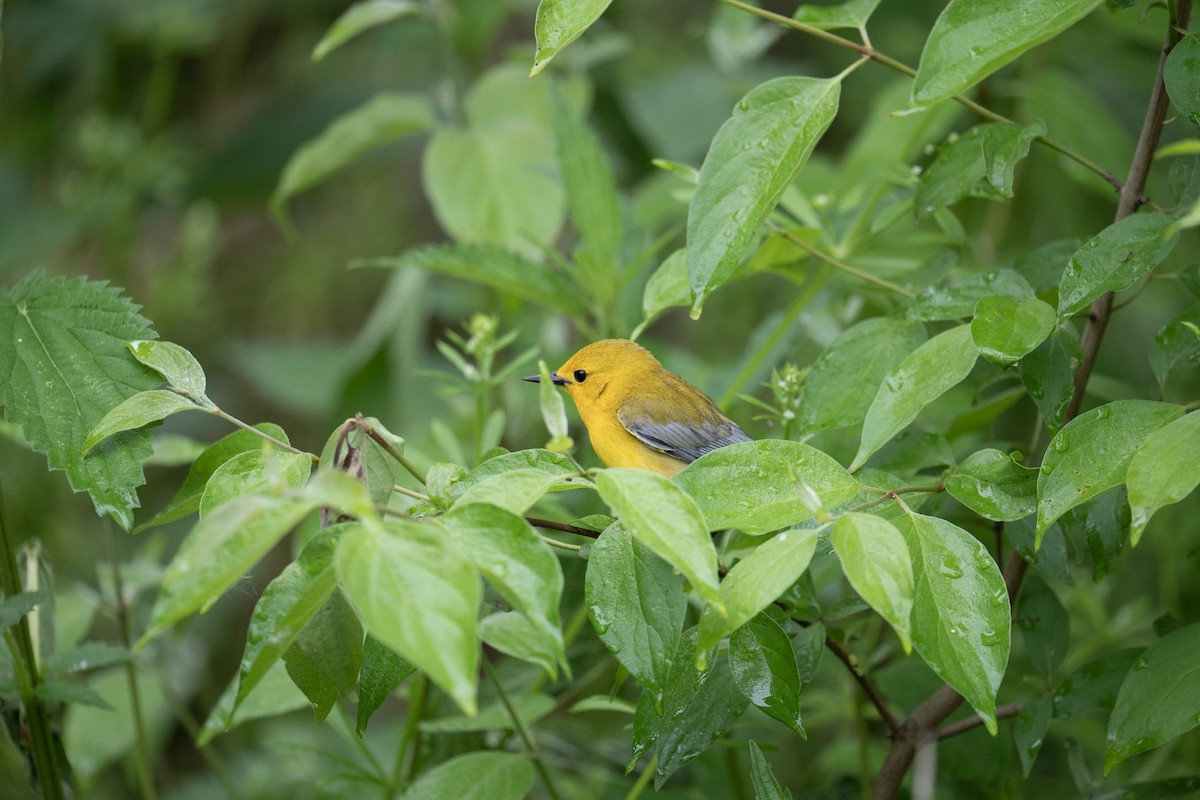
[852,324,978,471]
[1018,575,1069,677]
[128,339,208,400]
[1127,411,1200,545]
[272,93,434,217]
[1021,327,1081,433]
[1058,214,1180,322]
[1149,305,1200,394]
[831,513,914,652]
[797,317,927,435]
[748,739,792,800]
[0,271,161,530]
[1037,400,1182,545]
[971,294,1057,366]
[357,635,415,736]
[584,522,686,694]
[945,448,1038,521]
[729,614,805,736]
[35,679,115,711]
[312,0,418,61]
[400,752,534,800]
[697,529,817,656]
[595,468,724,614]
[83,390,201,454]
[896,511,1010,734]
[198,448,312,516]
[1164,35,1200,126]
[337,520,481,715]
[1105,623,1200,774]
[0,589,47,632]
[912,0,1103,108]
[688,76,840,315]
[675,440,858,534]
[792,0,881,30]
[530,0,614,76]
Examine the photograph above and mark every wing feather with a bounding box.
[617,396,751,463]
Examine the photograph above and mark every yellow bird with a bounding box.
[524,339,750,477]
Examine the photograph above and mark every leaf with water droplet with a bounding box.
[728,614,805,737]
[831,513,914,652]
[1126,411,1200,546]
[946,448,1038,522]
[1164,36,1200,132]
[971,294,1057,366]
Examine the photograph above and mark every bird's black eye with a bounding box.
[573,369,588,383]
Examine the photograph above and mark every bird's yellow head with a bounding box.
[542,339,662,410]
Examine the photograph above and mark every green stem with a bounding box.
[770,223,915,298]
[0,482,63,800]
[391,673,427,796]
[363,425,428,485]
[482,659,563,800]
[210,408,318,463]
[392,484,430,502]
[538,535,582,552]
[624,754,657,800]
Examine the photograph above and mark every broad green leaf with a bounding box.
[971,294,1057,366]
[697,529,817,656]
[272,93,434,217]
[792,0,881,30]
[688,76,840,315]
[139,494,317,645]
[530,0,614,76]
[1165,35,1200,126]
[83,390,201,454]
[138,423,291,531]
[914,125,988,217]
[1149,306,1200,394]
[945,449,1037,522]
[1127,411,1200,545]
[420,693,555,734]
[400,752,534,800]
[1017,576,1070,677]
[595,468,724,614]
[1037,400,1183,545]
[584,522,686,694]
[451,468,566,516]
[635,249,689,337]
[984,119,1047,196]
[729,614,805,737]
[283,589,364,722]
[797,317,927,435]
[43,641,130,676]
[364,244,585,318]
[912,0,1103,107]
[0,270,160,530]
[199,660,309,745]
[831,513,914,652]
[312,0,418,61]
[198,448,312,516]
[852,325,979,471]
[910,269,1035,321]
[236,527,342,712]
[1061,490,1130,582]
[1058,214,1180,321]
[337,520,481,714]
[896,511,1010,734]
[1021,327,1081,433]
[675,440,858,534]
[1052,648,1142,720]
[446,448,581,502]
[357,635,415,736]
[1015,692,1053,777]
[128,339,207,401]
[748,739,793,800]
[1106,623,1200,773]
[480,611,560,679]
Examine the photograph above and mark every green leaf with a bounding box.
[1015,238,1083,293]
[946,449,1038,522]
[138,423,291,531]
[364,244,585,318]
[83,390,201,454]
[831,513,914,652]
[914,125,988,217]
[319,417,405,507]
[971,294,1057,366]
[636,249,690,337]
[1058,214,1180,322]
[896,511,1010,734]
[1052,648,1142,720]
[236,527,341,712]
[688,76,841,315]
[912,0,1103,107]
[139,494,317,645]
[792,0,882,30]
[1018,576,1069,677]
[748,739,793,800]
[729,614,805,736]
[1105,623,1200,774]
[675,440,858,534]
[399,752,534,800]
[0,589,47,632]
[43,641,131,676]
[797,317,927,435]
[1127,411,1200,545]
[595,468,724,614]
[198,449,312,516]
[1037,400,1183,545]
[451,468,566,516]
[357,635,415,736]
[1165,35,1200,126]
[446,448,580,501]
[127,339,208,401]
[697,529,817,656]
[337,519,481,715]
[272,93,434,218]
[312,0,418,61]
[1149,306,1200,394]
[1015,692,1053,777]
[283,589,364,722]
[910,269,1034,321]
[852,325,978,471]
[480,612,560,679]
[0,271,161,530]
[984,119,1047,196]
[569,695,637,714]
[420,693,554,733]
[584,522,686,694]
[1021,327,1081,433]
[530,0,614,76]
[35,680,115,711]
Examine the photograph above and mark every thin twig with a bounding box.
[526,517,602,539]
[210,408,318,462]
[824,635,902,734]
[938,701,1024,740]
[539,535,582,552]
[770,223,916,298]
[482,659,564,800]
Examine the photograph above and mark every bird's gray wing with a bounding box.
[617,396,751,463]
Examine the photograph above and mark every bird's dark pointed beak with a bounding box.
[522,372,568,386]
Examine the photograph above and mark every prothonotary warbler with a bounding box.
[523,339,751,477]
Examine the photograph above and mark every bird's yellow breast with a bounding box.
[574,397,688,477]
